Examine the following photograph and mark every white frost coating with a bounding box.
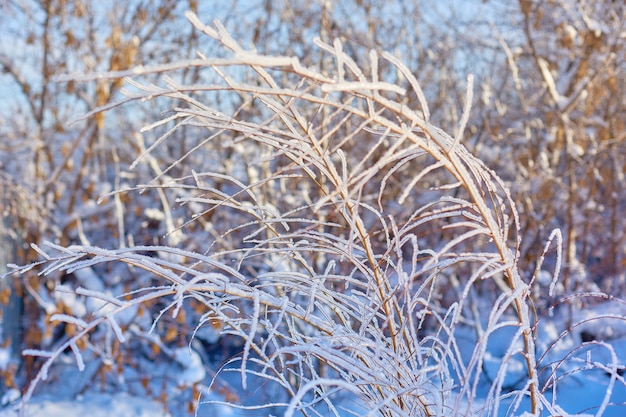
[173,347,206,387]
[241,292,260,390]
[21,349,54,358]
[106,314,127,343]
[74,287,124,307]
[452,74,474,151]
[49,314,88,329]
[69,341,85,372]
[234,51,294,67]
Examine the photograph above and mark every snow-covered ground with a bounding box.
[0,393,169,417]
